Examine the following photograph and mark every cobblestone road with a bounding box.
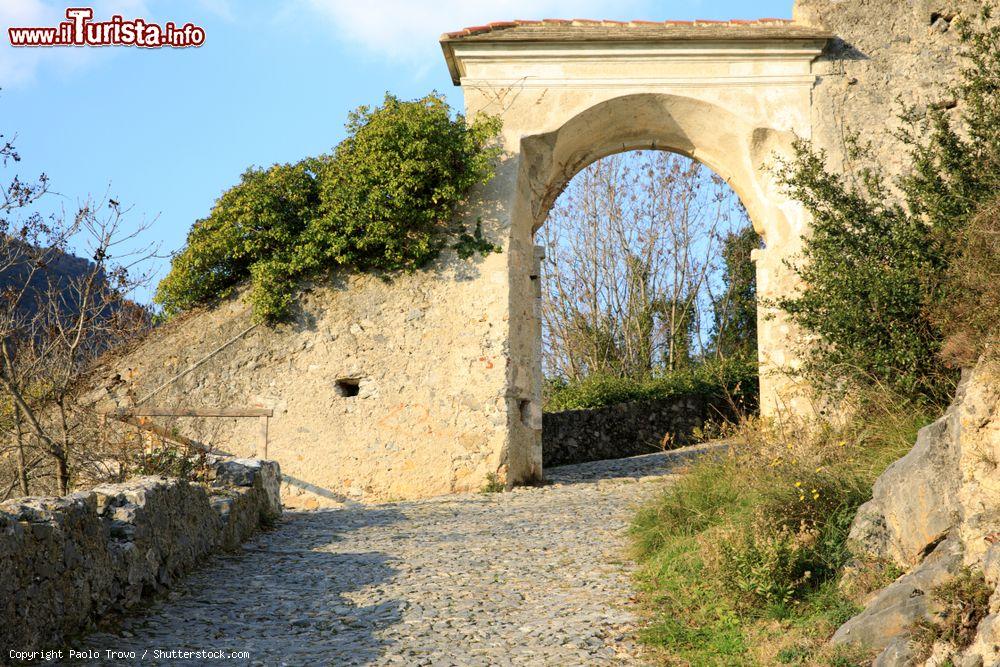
[84,446,715,666]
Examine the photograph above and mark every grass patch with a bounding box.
[634,534,749,664]
[479,472,505,494]
[631,391,934,665]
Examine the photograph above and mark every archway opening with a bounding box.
[537,149,762,468]
[505,92,808,480]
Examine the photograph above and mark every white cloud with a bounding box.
[0,0,150,88]
[304,0,653,63]
[195,0,235,22]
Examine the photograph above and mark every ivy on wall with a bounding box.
[155,93,502,322]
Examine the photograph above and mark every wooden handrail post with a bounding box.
[258,415,269,459]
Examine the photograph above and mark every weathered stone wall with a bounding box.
[542,395,736,468]
[0,458,281,652]
[795,0,982,181]
[831,358,1000,665]
[84,250,519,508]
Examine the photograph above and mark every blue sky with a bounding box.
[2,0,792,303]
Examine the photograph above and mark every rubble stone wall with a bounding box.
[0,458,281,651]
[542,395,735,468]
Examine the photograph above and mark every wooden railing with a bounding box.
[106,407,274,458]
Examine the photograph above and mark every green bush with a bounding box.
[776,137,951,402]
[134,446,204,480]
[298,94,502,276]
[776,8,1000,402]
[155,162,319,317]
[543,357,758,413]
[155,93,501,321]
[718,524,816,609]
[625,15,1000,652]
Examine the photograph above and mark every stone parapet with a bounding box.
[0,459,281,651]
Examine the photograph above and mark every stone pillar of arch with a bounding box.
[441,19,831,484]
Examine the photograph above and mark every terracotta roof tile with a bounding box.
[440,17,807,41]
[439,17,831,84]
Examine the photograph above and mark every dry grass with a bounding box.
[630,389,932,665]
[909,568,993,662]
[935,197,1000,368]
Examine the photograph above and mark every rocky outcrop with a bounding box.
[833,359,1000,665]
[848,406,963,568]
[834,538,964,653]
[0,458,281,651]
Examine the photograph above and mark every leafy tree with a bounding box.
[155,93,501,321]
[711,225,760,360]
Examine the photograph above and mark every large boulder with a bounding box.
[834,359,1000,664]
[848,412,962,567]
[833,538,963,652]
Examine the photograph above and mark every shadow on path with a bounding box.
[82,507,408,666]
[79,444,738,666]
[542,439,732,487]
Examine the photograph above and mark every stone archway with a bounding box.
[441,19,831,483]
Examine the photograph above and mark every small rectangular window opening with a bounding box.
[335,378,360,398]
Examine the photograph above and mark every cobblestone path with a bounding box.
[84,446,715,666]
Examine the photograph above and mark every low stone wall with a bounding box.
[0,458,281,652]
[542,395,735,468]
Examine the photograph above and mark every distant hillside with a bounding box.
[0,240,101,319]
[0,238,149,334]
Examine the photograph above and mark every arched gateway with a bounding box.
[440,19,831,484]
[93,18,838,506]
